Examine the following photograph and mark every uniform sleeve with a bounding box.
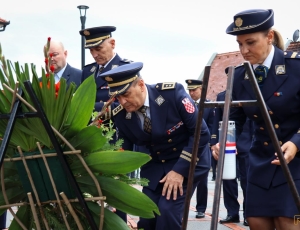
[171,84,210,178]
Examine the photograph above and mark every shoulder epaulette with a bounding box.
[112,104,124,116]
[83,62,97,72]
[83,62,96,68]
[284,51,300,59]
[155,82,176,90]
[121,58,133,63]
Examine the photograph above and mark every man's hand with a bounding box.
[211,143,219,160]
[159,170,184,200]
[271,141,298,165]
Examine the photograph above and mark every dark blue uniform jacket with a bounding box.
[112,83,211,190]
[229,47,300,189]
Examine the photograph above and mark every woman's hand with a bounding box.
[271,141,298,165]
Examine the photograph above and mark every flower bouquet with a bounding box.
[0,38,159,229]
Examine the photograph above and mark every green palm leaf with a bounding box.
[77,175,160,218]
[71,150,150,174]
[64,76,96,138]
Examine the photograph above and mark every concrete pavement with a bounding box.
[128,171,250,230]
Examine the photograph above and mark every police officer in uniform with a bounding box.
[211,90,252,226]
[224,8,300,229]
[79,26,131,111]
[185,79,214,219]
[79,26,131,222]
[99,62,211,230]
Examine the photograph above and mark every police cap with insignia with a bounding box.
[185,79,202,90]
[100,62,143,96]
[226,9,274,35]
[79,26,116,48]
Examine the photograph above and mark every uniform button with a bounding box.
[100,100,103,102]
[279,141,283,145]
[264,142,268,146]
[269,111,273,115]
[157,152,160,154]
[168,139,172,143]
[274,124,279,129]
[260,127,264,130]
[173,148,177,151]
[253,115,258,118]
[161,160,165,163]
[156,85,159,88]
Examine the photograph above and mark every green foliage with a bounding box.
[0,43,158,229]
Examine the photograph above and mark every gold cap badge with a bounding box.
[235,18,243,27]
[188,80,192,83]
[83,30,90,36]
[105,76,113,82]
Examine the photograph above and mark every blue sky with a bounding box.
[1,0,299,87]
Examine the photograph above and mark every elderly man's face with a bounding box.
[48,41,67,73]
[188,87,201,101]
[89,38,115,66]
[116,79,146,113]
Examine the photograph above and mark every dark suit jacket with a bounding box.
[229,46,300,189]
[81,54,131,111]
[61,63,82,88]
[111,83,211,190]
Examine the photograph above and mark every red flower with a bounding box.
[98,119,103,124]
[50,65,55,72]
[49,53,53,58]
[45,58,48,65]
[55,81,60,92]
[48,37,51,41]
[46,73,50,78]
[119,148,124,151]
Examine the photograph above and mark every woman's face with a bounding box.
[236,30,273,65]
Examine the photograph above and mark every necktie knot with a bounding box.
[254,65,268,85]
[138,105,147,114]
[97,66,105,77]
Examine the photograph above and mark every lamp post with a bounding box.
[0,18,10,32]
[77,5,89,69]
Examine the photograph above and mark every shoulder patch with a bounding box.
[83,62,96,68]
[284,51,300,59]
[121,58,133,63]
[112,104,124,116]
[155,82,176,90]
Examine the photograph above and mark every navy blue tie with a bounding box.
[254,65,268,87]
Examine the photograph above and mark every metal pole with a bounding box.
[181,66,211,230]
[80,16,86,69]
[210,66,235,230]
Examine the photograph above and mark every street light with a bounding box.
[0,18,10,32]
[77,5,89,69]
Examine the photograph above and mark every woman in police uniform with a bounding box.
[225,9,300,230]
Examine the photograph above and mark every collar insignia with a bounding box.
[275,65,285,75]
[155,95,165,106]
[90,66,96,72]
[125,112,132,119]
